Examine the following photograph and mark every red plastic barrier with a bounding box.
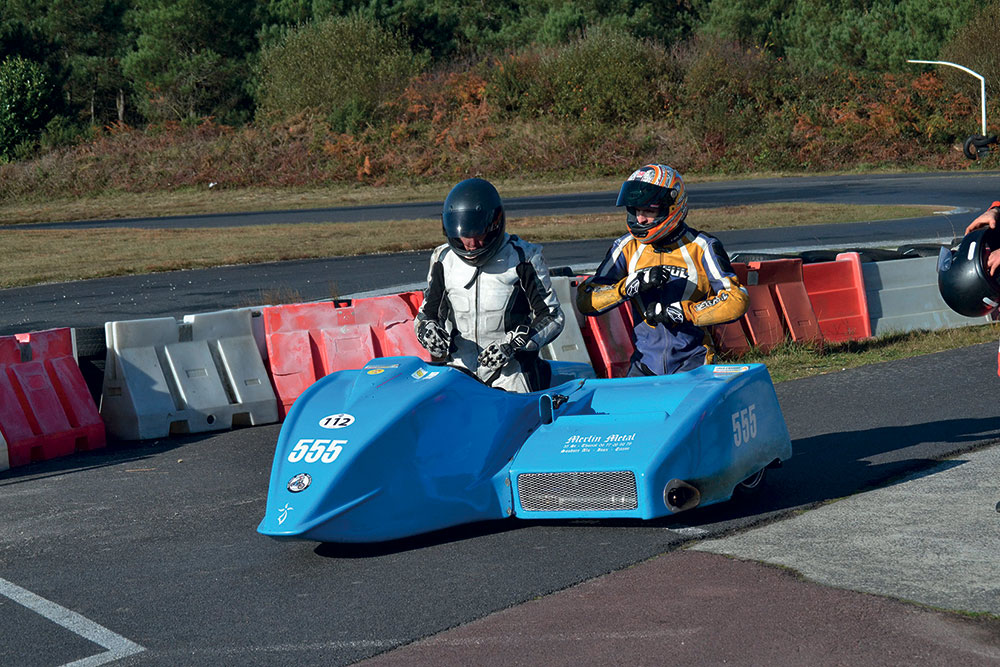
[711,320,752,357]
[263,295,430,417]
[802,252,872,342]
[730,259,822,351]
[0,328,106,469]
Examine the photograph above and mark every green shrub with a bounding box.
[938,0,1000,103]
[254,14,427,132]
[40,116,91,152]
[0,56,55,162]
[781,0,980,73]
[677,37,796,167]
[486,24,671,124]
[122,0,258,124]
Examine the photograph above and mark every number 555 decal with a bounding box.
[287,438,346,464]
[731,405,757,447]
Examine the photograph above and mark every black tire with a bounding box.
[964,135,982,160]
[729,252,795,264]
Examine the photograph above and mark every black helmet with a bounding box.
[937,226,1000,317]
[442,178,506,266]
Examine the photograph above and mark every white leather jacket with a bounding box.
[415,234,564,392]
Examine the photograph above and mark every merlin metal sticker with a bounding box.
[560,432,637,454]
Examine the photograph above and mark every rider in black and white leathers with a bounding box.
[414,178,563,393]
[415,233,564,392]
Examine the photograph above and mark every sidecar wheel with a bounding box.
[734,467,767,496]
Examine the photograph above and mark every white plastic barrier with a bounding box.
[541,276,594,367]
[184,307,270,363]
[862,256,990,335]
[100,310,278,440]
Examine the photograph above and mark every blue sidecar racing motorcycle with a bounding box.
[258,357,792,543]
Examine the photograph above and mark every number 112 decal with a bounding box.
[319,413,355,429]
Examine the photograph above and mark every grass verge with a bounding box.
[0,203,945,288]
[727,324,999,382]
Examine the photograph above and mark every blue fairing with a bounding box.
[258,357,791,543]
[510,364,791,518]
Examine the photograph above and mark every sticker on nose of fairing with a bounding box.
[287,473,312,492]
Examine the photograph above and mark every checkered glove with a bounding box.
[416,320,450,358]
[478,326,532,370]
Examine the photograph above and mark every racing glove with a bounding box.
[416,319,450,358]
[478,326,532,370]
[624,266,671,298]
[644,301,686,326]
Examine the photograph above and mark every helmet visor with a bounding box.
[617,180,667,208]
[445,207,505,263]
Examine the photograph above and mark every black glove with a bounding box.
[624,266,670,298]
[416,320,450,358]
[644,301,685,326]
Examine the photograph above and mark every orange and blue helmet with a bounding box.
[616,164,688,244]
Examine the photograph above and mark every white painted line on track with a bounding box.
[0,577,144,667]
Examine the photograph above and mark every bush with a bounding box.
[254,14,427,132]
[781,0,981,73]
[938,0,1000,104]
[676,37,797,169]
[122,0,257,125]
[0,56,55,162]
[485,24,671,124]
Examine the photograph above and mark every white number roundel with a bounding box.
[319,413,355,429]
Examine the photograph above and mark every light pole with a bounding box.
[908,59,992,158]
[907,59,987,136]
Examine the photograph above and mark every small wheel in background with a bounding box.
[734,467,767,497]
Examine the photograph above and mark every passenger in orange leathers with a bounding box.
[577,164,748,375]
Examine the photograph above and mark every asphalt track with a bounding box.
[1,171,999,665]
[0,171,987,336]
[2,344,998,666]
[14,170,999,229]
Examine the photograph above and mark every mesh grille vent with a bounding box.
[517,471,637,511]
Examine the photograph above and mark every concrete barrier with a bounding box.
[862,256,991,335]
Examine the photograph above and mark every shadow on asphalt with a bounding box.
[0,431,216,486]
[313,415,1000,554]
[313,519,526,558]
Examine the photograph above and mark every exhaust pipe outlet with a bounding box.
[663,478,701,513]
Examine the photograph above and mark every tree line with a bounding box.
[1,0,997,163]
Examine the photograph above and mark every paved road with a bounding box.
[13,170,997,229]
[0,173,987,336]
[1,172,998,665]
[2,343,998,666]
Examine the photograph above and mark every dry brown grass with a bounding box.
[0,203,945,288]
